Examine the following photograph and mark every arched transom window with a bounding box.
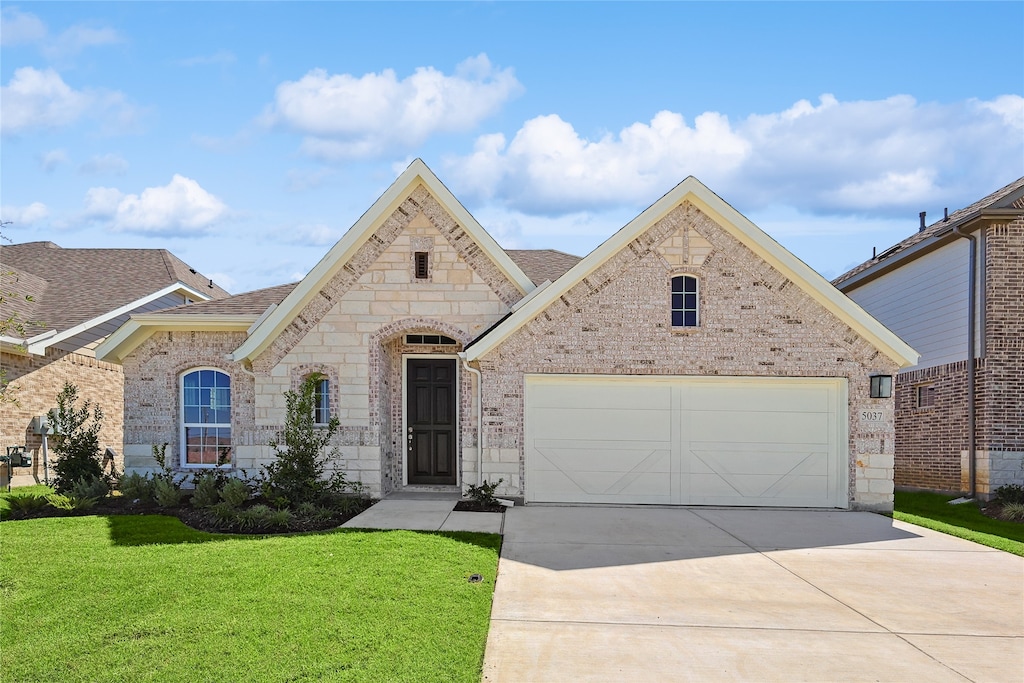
[181,369,231,467]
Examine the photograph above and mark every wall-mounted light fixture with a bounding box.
[870,374,893,399]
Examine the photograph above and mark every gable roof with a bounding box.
[505,249,581,286]
[464,176,919,368]
[833,176,1024,290]
[1,241,230,354]
[229,158,536,363]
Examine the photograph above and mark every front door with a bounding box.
[407,358,457,485]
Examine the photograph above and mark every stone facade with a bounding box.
[477,201,898,511]
[891,217,1023,496]
[115,174,903,510]
[1,347,124,486]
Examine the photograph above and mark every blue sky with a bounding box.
[3,2,1022,294]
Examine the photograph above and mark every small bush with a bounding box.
[466,478,504,506]
[220,478,250,508]
[5,493,49,517]
[46,493,97,511]
[206,501,240,525]
[118,472,153,502]
[70,476,109,500]
[1000,502,1024,522]
[50,383,108,494]
[237,504,276,531]
[191,474,221,508]
[152,478,183,508]
[995,484,1024,505]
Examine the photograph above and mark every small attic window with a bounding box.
[414,252,429,279]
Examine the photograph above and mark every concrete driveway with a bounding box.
[483,506,1023,682]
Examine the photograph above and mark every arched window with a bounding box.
[181,369,231,467]
[671,275,699,328]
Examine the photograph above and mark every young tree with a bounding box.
[50,382,107,493]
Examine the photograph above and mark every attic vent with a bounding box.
[414,252,429,279]
[406,334,456,345]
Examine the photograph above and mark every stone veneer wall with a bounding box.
[120,186,518,496]
[476,201,899,511]
[1,348,124,486]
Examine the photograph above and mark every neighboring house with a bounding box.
[97,160,917,512]
[0,241,230,486]
[835,177,1024,498]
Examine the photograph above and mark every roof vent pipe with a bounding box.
[919,212,927,232]
[944,208,949,221]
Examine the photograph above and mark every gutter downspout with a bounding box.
[458,354,484,486]
[953,225,977,498]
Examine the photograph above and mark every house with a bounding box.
[97,160,917,511]
[834,177,1024,498]
[0,241,230,486]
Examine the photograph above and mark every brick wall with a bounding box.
[1,348,124,486]
[479,200,899,510]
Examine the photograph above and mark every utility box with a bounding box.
[30,415,51,435]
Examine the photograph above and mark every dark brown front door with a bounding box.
[407,358,457,485]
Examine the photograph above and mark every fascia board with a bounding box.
[232,158,534,363]
[95,314,256,364]
[25,283,212,355]
[466,176,919,368]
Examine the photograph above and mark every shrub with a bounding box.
[237,504,276,531]
[5,493,49,517]
[258,374,361,507]
[466,478,504,506]
[70,475,109,501]
[118,471,153,502]
[152,478,184,508]
[50,383,107,494]
[220,478,250,508]
[995,484,1024,505]
[1000,502,1024,522]
[46,493,97,511]
[191,474,221,508]
[206,501,240,526]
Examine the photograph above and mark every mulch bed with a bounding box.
[4,494,376,534]
[453,500,506,513]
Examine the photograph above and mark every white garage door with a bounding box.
[524,375,848,508]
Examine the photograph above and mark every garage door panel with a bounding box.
[527,382,672,410]
[688,384,833,413]
[688,448,831,476]
[532,443,671,474]
[531,408,671,442]
[687,411,829,445]
[531,468,673,503]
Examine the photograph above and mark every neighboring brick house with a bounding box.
[835,177,1024,498]
[98,160,917,511]
[1,242,229,486]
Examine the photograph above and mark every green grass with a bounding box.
[1,484,54,519]
[0,515,501,682]
[894,490,1024,557]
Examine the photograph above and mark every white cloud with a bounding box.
[176,50,236,67]
[266,53,523,160]
[1,202,50,225]
[0,7,47,45]
[280,223,342,246]
[446,94,1024,218]
[0,67,137,135]
[0,8,120,57]
[284,167,334,193]
[37,148,69,172]
[85,175,228,236]
[79,153,129,175]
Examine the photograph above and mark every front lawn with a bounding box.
[0,515,500,682]
[894,490,1024,557]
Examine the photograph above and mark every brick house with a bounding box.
[98,160,917,511]
[1,242,229,486]
[835,177,1024,498]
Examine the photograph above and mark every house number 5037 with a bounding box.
[860,411,885,422]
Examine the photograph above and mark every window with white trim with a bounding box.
[671,275,699,328]
[313,376,330,425]
[181,369,231,467]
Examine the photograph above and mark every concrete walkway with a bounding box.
[341,491,504,534]
[483,506,1024,682]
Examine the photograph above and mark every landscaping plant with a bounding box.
[50,382,109,494]
[467,478,504,507]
